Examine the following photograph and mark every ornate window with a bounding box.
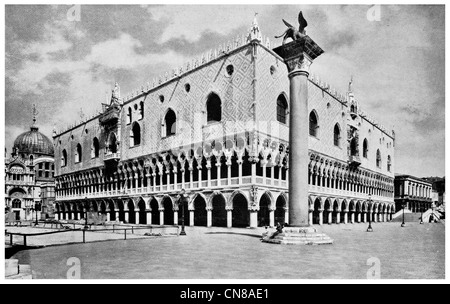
[206,93,222,123]
[350,138,358,156]
[309,111,318,137]
[164,109,176,137]
[107,133,117,154]
[376,149,381,168]
[75,144,82,163]
[127,107,132,124]
[363,139,368,158]
[387,155,392,172]
[276,94,288,124]
[130,122,141,147]
[12,199,21,209]
[139,101,144,120]
[92,137,100,158]
[333,123,341,147]
[61,149,67,167]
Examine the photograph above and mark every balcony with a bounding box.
[104,152,120,162]
[99,106,120,125]
[348,155,361,167]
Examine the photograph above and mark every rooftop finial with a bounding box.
[348,75,353,92]
[32,104,39,126]
[111,82,120,105]
[248,12,262,42]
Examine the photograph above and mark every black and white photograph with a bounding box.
[2,2,446,286]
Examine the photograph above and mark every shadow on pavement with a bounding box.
[204,232,262,239]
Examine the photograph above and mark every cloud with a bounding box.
[147,5,273,43]
[85,33,187,70]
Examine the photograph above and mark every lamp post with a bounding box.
[34,202,40,226]
[367,194,373,232]
[420,203,424,224]
[401,202,406,227]
[179,189,187,236]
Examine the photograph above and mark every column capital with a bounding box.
[273,37,323,75]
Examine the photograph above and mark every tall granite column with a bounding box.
[273,38,324,227]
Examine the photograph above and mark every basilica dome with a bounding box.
[13,126,54,157]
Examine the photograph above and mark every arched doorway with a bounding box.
[232,193,249,228]
[127,200,135,224]
[138,199,147,225]
[150,198,159,225]
[194,195,207,226]
[323,199,331,224]
[117,200,125,222]
[108,200,116,221]
[258,193,271,227]
[275,195,286,225]
[163,197,174,225]
[100,201,107,221]
[332,200,339,224]
[211,194,227,227]
[340,201,347,223]
[355,202,361,223]
[313,198,321,225]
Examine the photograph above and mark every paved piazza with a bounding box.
[10,222,444,280]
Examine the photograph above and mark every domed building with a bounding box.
[5,112,56,222]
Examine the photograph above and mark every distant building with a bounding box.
[422,176,445,207]
[4,116,56,221]
[394,174,433,212]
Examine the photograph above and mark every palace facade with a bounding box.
[53,18,396,228]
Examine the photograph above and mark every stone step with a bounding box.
[5,259,19,277]
[5,273,33,280]
[19,264,32,276]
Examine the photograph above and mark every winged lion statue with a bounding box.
[275,11,308,45]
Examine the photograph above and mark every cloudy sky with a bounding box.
[4,4,445,177]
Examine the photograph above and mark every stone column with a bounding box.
[152,173,157,192]
[328,212,332,225]
[207,208,212,227]
[238,160,243,185]
[125,211,129,223]
[336,212,341,224]
[173,211,178,225]
[308,211,313,225]
[227,209,232,228]
[357,213,361,223]
[343,211,348,224]
[189,210,194,226]
[249,210,258,228]
[269,209,275,227]
[216,163,221,187]
[55,213,59,221]
[160,210,164,226]
[318,210,323,225]
[273,38,323,227]
[135,211,140,224]
[362,212,367,223]
[115,212,120,221]
[146,211,152,225]
[106,213,110,222]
